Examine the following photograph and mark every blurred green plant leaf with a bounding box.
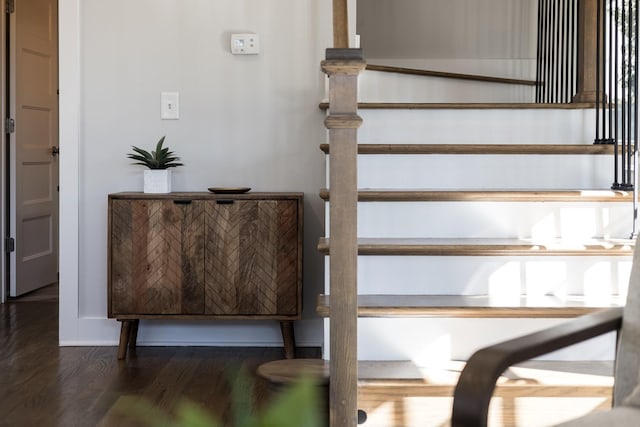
[259,377,322,427]
[116,366,322,427]
[175,400,222,427]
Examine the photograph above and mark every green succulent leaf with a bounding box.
[127,136,183,169]
[130,146,154,159]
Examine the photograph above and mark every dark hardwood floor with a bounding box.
[0,297,320,427]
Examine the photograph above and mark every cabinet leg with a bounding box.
[280,321,296,359]
[117,320,133,360]
[128,320,139,356]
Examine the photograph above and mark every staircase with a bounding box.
[318,65,634,426]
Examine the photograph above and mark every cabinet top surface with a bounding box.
[109,192,303,200]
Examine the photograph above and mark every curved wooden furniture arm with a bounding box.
[451,307,624,427]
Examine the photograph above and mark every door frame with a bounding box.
[0,2,7,304]
[57,0,79,339]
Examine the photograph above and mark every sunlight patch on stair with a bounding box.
[525,261,567,296]
[530,207,613,242]
[412,334,452,367]
[560,208,599,241]
[583,263,614,304]
[531,213,557,241]
[488,262,522,304]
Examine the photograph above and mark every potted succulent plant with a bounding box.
[128,136,183,193]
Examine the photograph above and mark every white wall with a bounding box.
[59,0,332,347]
[357,0,538,78]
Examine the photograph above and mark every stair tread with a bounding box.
[317,237,635,256]
[258,359,613,388]
[359,360,613,388]
[319,102,596,110]
[319,143,615,155]
[316,294,623,318]
[319,188,633,202]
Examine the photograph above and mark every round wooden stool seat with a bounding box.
[257,358,367,425]
[257,358,329,387]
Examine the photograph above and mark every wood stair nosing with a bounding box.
[319,188,633,202]
[316,237,635,256]
[316,294,622,319]
[319,143,615,155]
[318,102,596,111]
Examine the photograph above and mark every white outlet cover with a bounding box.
[161,92,179,120]
[231,33,260,55]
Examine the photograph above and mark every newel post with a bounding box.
[573,0,605,103]
[321,48,365,427]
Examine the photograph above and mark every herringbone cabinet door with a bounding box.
[204,200,299,316]
[110,199,206,315]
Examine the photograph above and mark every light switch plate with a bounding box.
[231,33,260,55]
[161,92,179,120]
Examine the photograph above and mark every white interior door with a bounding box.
[9,0,59,297]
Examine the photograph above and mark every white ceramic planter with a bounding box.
[143,169,172,193]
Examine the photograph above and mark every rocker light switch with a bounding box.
[161,92,179,120]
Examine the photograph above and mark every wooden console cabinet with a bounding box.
[108,192,303,359]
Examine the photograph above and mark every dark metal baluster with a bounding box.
[602,0,608,142]
[547,0,553,102]
[609,0,615,143]
[626,1,635,187]
[614,0,620,187]
[633,0,639,234]
[536,0,543,102]
[633,0,640,157]
[562,0,568,102]
[535,0,580,105]
[622,0,628,185]
[596,0,602,141]
[571,0,576,98]
[555,1,561,102]
[548,0,553,102]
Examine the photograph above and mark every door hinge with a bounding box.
[5,237,14,253]
[5,0,14,14]
[5,117,15,134]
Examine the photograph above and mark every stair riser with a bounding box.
[325,202,633,239]
[325,256,632,296]
[357,109,595,144]
[345,155,615,189]
[323,318,617,361]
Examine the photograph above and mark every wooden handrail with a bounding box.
[319,102,597,110]
[333,0,349,48]
[319,143,616,155]
[366,64,537,86]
